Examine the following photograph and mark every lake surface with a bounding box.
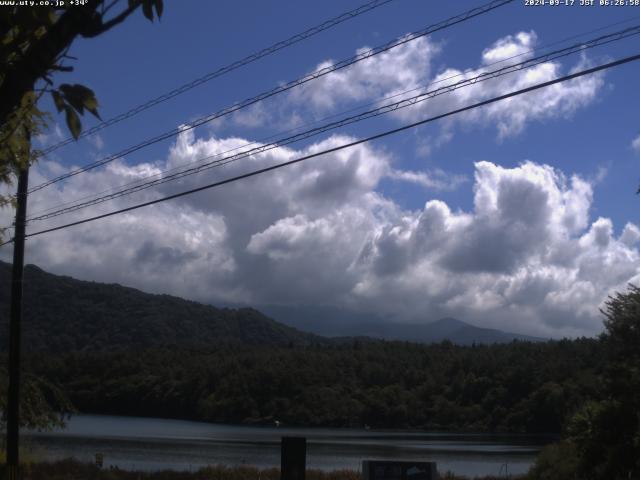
[24,414,551,477]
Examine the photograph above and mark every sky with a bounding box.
[2,0,640,338]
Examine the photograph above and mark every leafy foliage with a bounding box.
[52,83,101,139]
[0,364,74,431]
[528,285,640,480]
[0,0,163,234]
[564,285,640,479]
[0,92,49,241]
[526,441,580,480]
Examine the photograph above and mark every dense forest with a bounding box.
[0,261,319,351]
[25,338,602,434]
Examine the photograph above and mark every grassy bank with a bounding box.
[0,459,526,480]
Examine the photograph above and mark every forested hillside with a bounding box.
[26,338,602,434]
[0,262,319,351]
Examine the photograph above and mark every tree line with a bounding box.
[24,337,602,434]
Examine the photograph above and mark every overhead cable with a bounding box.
[1,52,634,247]
[26,15,640,220]
[25,26,640,223]
[36,0,397,156]
[28,0,515,193]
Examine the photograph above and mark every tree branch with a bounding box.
[102,0,123,16]
[80,3,138,38]
[0,1,144,130]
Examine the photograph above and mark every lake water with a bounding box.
[23,414,551,477]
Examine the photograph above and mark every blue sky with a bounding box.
[4,0,640,337]
[47,0,640,225]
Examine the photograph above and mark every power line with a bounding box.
[28,0,515,194]
[29,0,513,192]
[25,15,640,220]
[25,25,640,223]
[3,52,636,246]
[36,0,396,156]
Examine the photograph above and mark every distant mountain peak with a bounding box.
[430,317,467,326]
[426,317,470,335]
[258,305,545,345]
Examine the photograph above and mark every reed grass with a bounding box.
[0,459,526,480]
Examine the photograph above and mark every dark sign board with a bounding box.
[281,436,306,480]
[362,461,438,480]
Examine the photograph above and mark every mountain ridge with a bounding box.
[0,261,320,352]
[257,305,546,345]
[0,261,545,350]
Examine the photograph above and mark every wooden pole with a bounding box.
[6,161,29,479]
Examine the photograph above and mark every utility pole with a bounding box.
[6,134,30,479]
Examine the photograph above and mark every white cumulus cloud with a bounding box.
[281,29,603,143]
[2,131,638,339]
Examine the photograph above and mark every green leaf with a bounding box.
[64,105,81,140]
[31,6,55,25]
[53,64,74,72]
[59,84,84,114]
[142,0,154,21]
[20,90,37,108]
[51,90,65,113]
[59,84,100,119]
[72,84,95,99]
[83,95,101,120]
[48,9,58,24]
[154,0,163,19]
